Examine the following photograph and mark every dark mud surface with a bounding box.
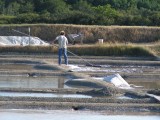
[0,54,159,113]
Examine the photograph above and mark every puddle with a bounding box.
[0,91,92,98]
[0,63,59,71]
[0,76,69,88]
[0,73,159,90]
[117,96,133,99]
[0,109,159,120]
[129,81,160,89]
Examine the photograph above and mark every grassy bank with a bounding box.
[68,44,155,57]
[0,24,160,43]
[148,44,160,57]
[0,46,55,54]
[0,43,158,58]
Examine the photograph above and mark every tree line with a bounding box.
[0,0,160,26]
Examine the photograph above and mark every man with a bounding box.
[55,31,68,65]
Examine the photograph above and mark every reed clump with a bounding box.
[0,43,157,57]
[68,44,155,57]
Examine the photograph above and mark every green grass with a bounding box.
[0,43,157,58]
[68,44,156,57]
[0,15,15,24]
[148,44,160,56]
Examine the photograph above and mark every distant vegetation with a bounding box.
[0,0,160,26]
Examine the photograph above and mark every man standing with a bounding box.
[55,31,68,65]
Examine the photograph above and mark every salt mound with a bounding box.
[103,73,131,89]
[0,36,49,46]
[93,73,132,89]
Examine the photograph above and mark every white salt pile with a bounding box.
[0,36,49,46]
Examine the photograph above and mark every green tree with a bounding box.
[33,0,70,14]
[19,2,34,13]
[39,10,52,23]
[65,0,78,4]
[0,0,5,14]
[93,4,119,25]
[15,13,39,23]
[5,2,20,15]
[61,11,95,24]
[150,12,160,26]
[0,0,160,26]
[109,0,137,10]
[72,0,94,15]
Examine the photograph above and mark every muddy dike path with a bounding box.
[0,54,159,113]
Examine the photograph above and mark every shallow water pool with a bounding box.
[0,109,159,120]
[0,76,68,88]
[129,81,160,89]
[0,91,92,98]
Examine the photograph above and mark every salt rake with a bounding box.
[53,43,102,68]
[67,50,102,68]
[12,28,102,68]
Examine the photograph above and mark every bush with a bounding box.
[14,13,39,23]
[0,15,15,24]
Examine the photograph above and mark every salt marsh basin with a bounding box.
[0,54,159,119]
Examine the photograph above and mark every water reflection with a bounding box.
[0,76,68,89]
[0,91,92,98]
[58,77,65,88]
[129,81,160,89]
[0,75,159,89]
